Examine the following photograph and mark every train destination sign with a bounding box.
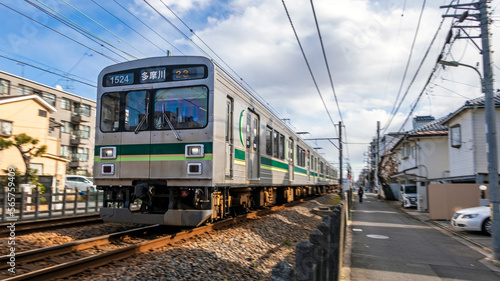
[140,67,167,83]
[103,64,207,87]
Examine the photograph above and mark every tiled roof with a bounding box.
[407,115,449,136]
[441,93,500,125]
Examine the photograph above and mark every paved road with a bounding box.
[349,193,500,280]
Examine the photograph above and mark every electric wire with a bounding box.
[383,0,427,133]
[30,0,137,61]
[60,0,148,58]
[0,54,97,88]
[0,3,121,64]
[24,0,131,62]
[111,0,184,55]
[280,0,338,134]
[90,0,169,56]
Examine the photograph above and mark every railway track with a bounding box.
[1,197,316,280]
[0,214,102,236]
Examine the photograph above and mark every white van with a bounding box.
[400,185,417,208]
[64,175,96,194]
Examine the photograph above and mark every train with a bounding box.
[94,56,338,226]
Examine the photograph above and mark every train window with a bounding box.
[153,86,208,130]
[266,127,272,156]
[246,114,251,148]
[279,134,285,160]
[124,91,149,131]
[101,93,120,132]
[273,130,279,158]
[253,118,258,151]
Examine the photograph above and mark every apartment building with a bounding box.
[0,70,95,175]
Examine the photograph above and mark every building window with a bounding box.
[61,98,71,110]
[450,124,461,148]
[0,120,13,136]
[38,109,47,117]
[81,104,91,116]
[60,145,69,157]
[75,125,90,139]
[61,121,71,133]
[0,79,10,95]
[41,92,56,106]
[18,85,33,95]
[71,147,89,161]
[29,163,43,175]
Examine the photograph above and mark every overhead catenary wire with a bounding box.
[383,0,427,134]
[0,3,121,64]
[280,0,338,134]
[111,0,184,55]
[90,0,169,56]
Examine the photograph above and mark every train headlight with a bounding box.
[185,144,204,158]
[100,147,116,159]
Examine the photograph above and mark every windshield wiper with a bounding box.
[134,102,149,134]
[162,105,182,141]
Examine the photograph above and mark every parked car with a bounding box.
[65,175,96,194]
[400,185,417,208]
[451,206,492,235]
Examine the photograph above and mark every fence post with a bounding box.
[318,221,331,281]
[48,185,53,217]
[310,229,325,281]
[271,260,295,281]
[62,188,67,216]
[35,186,40,219]
[73,189,78,214]
[85,187,90,213]
[296,239,313,281]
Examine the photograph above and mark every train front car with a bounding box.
[95,56,216,226]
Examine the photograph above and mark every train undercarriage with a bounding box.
[99,183,333,226]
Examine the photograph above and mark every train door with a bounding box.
[246,111,260,180]
[225,97,234,179]
[288,138,294,182]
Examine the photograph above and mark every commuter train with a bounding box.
[94,56,338,226]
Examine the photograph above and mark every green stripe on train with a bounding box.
[235,149,245,161]
[261,156,288,170]
[95,142,213,156]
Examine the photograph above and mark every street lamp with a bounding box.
[480,185,487,199]
[438,60,485,92]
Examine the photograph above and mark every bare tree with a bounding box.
[0,133,47,184]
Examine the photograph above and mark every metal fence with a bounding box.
[0,185,103,222]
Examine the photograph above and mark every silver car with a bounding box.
[451,206,492,235]
[65,175,96,194]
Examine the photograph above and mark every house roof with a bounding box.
[391,115,449,151]
[406,115,449,136]
[0,95,56,113]
[441,93,500,125]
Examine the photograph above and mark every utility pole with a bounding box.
[442,0,500,260]
[339,121,343,190]
[375,121,380,192]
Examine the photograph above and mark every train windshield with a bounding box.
[154,86,208,129]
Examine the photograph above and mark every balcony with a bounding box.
[69,154,88,168]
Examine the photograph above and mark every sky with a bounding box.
[1,0,499,181]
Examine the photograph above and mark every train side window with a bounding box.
[253,118,258,151]
[101,93,120,132]
[279,134,285,160]
[246,113,251,148]
[266,127,273,156]
[124,91,149,131]
[273,130,279,158]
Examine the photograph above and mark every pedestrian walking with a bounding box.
[358,188,364,203]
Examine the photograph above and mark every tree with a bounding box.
[0,133,47,184]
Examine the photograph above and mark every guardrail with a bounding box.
[1,185,105,222]
[272,200,347,281]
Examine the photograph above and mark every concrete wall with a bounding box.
[428,183,490,220]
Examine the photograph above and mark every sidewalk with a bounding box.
[345,193,500,280]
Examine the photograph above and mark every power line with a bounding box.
[383,0,427,133]
[280,0,338,135]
